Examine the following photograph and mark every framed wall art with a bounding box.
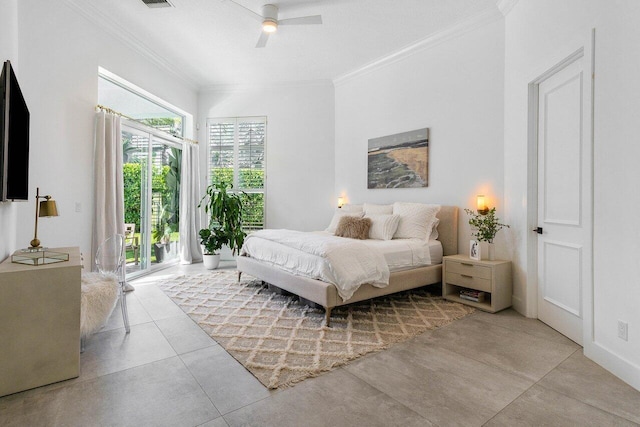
[469,240,480,261]
[367,128,429,189]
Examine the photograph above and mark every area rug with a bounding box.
[157,270,474,389]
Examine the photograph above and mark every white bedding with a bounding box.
[360,238,442,271]
[240,229,390,301]
[240,230,442,301]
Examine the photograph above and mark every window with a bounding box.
[98,73,184,137]
[208,117,266,231]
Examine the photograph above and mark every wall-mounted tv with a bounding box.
[0,60,30,202]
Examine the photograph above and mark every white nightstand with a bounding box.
[442,254,512,313]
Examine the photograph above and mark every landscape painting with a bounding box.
[367,128,429,189]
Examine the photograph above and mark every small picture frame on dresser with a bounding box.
[469,240,480,260]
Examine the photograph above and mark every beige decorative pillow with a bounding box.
[335,216,372,240]
[366,214,401,240]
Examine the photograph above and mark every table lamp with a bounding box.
[29,187,58,250]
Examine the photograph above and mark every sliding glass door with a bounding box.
[123,121,182,278]
[123,128,150,274]
[150,138,181,265]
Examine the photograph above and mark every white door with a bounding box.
[536,56,592,345]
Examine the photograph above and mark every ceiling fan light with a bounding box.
[262,19,278,33]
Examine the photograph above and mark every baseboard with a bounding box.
[584,341,640,392]
[511,294,526,316]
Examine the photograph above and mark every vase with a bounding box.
[488,242,496,261]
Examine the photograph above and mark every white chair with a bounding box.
[80,234,131,351]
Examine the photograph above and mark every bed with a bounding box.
[237,205,458,326]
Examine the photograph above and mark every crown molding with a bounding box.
[63,0,199,90]
[200,79,334,94]
[496,0,520,16]
[333,6,503,87]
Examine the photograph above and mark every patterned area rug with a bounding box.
[157,270,474,389]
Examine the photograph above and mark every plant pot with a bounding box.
[203,253,221,270]
[154,243,167,263]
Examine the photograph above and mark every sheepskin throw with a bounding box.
[335,216,372,239]
[80,272,119,337]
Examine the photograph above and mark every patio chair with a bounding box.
[124,223,139,265]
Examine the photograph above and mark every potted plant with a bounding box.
[198,182,247,269]
[152,205,171,263]
[152,222,171,263]
[464,207,509,260]
[199,227,228,269]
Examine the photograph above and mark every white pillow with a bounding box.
[429,217,440,240]
[392,202,441,240]
[341,204,364,213]
[326,211,364,234]
[364,203,393,215]
[366,214,401,240]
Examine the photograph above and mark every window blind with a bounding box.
[208,117,266,231]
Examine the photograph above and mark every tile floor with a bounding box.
[1,262,640,427]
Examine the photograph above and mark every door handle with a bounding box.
[533,227,543,234]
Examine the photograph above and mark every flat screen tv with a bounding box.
[0,60,30,201]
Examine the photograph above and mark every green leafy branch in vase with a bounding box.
[464,207,509,243]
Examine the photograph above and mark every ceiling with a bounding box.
[66,0,500,89]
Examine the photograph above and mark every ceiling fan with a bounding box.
[221,1,323,48]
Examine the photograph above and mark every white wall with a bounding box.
[504,0,640,389]
[0,0,19,262]
[334,18,506,255]
[10,0,198,258]
[198,83,335,233]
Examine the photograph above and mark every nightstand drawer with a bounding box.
[445,260,492,280]
[445,272,492,293]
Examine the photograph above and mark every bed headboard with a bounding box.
[436,206,458,256]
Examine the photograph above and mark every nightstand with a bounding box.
[442,254,512,312]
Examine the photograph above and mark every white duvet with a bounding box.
[240,229,390,301]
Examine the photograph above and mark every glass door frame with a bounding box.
[123,118,184,280]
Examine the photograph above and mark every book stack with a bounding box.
[459,289,486,303]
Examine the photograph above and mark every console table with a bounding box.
[0,247,81,397]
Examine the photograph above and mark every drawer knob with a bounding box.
[461,263,474,267]
[461,274,473,278]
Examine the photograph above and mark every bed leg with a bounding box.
[325,307,333,327]
[237,271,242,282]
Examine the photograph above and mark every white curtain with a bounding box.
[92,111,124,270]
[179,143,202,264]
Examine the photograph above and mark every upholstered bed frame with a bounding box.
[237,206,458,326]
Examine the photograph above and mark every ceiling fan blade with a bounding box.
[278,15,323,25]
[256,31,270,48]
[220,0,263,22]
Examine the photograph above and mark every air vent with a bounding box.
[141,0,174,8]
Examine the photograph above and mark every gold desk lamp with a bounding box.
[29,187,59,250]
